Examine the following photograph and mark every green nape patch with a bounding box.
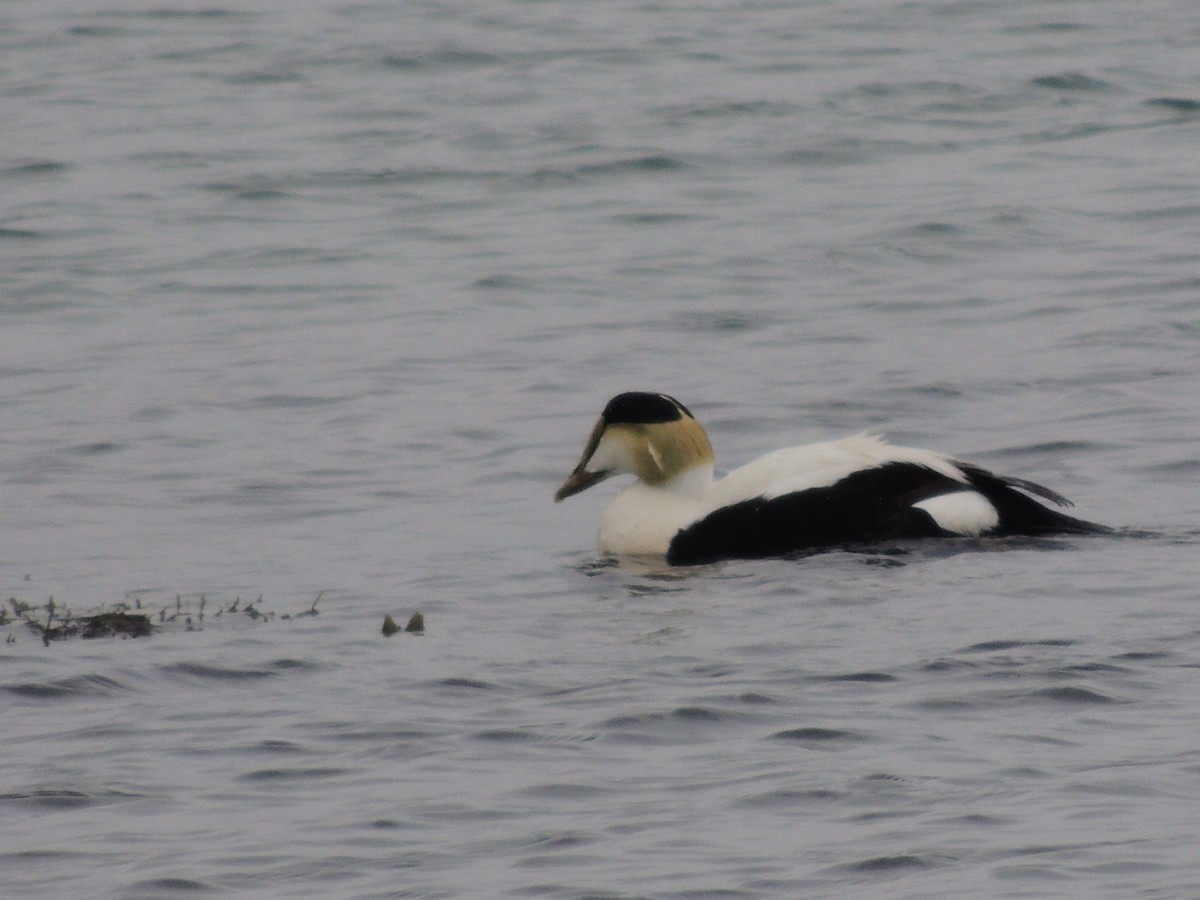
[3,591,327,646]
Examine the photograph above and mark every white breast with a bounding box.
[597,483,707,556]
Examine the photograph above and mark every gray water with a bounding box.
[4,1,1200,897]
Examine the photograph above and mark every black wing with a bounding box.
[666,461,1105,565]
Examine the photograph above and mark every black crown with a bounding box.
[602,392,693,425]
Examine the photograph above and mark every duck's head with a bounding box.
[554,392,715,502]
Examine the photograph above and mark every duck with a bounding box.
[554,392,1106,565]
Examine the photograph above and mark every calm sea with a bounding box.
[4,1,1200,897]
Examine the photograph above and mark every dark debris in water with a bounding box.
[381,612,424,637]
[79,612,152,639]
[3,590,334,646]
[5,597,154,645]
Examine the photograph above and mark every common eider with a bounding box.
[554,392,1105,565]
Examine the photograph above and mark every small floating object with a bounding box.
[81,612,152,639]
[382,613,423,636]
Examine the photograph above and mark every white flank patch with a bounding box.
[912,491,1000,536]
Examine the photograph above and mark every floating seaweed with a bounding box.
[80,612,153,639]
[4,590,334,645]
[5,597,154,645]
[4,591,425,645]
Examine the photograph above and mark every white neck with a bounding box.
[663,463,714,499]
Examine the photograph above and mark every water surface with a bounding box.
[3,1,1200,897]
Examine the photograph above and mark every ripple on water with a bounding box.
[122,877,220,896]
[3,673,131,700]
[1144,97,1200,114]
[671,705,724,721]
[472,728,540,743]
[594,700,763,747]
[837,853,937,875]
[815,671,898,683]
[1030,72,1114,92]
[519,782,607,801]
[1024,686,1120,705]
[734,788,842,810]
[1,159,71,176]
[432,676,502,691]
[0,788,141,811]
[961,638,1075,653]
[158,659,317,682]
[770,727,865,746]
[238,767,351,783]
[0,227,46,240]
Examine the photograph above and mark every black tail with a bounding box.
[955,463,1109,536]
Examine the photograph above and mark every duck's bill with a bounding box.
[554,416,610,502]
[554,468,610,502]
